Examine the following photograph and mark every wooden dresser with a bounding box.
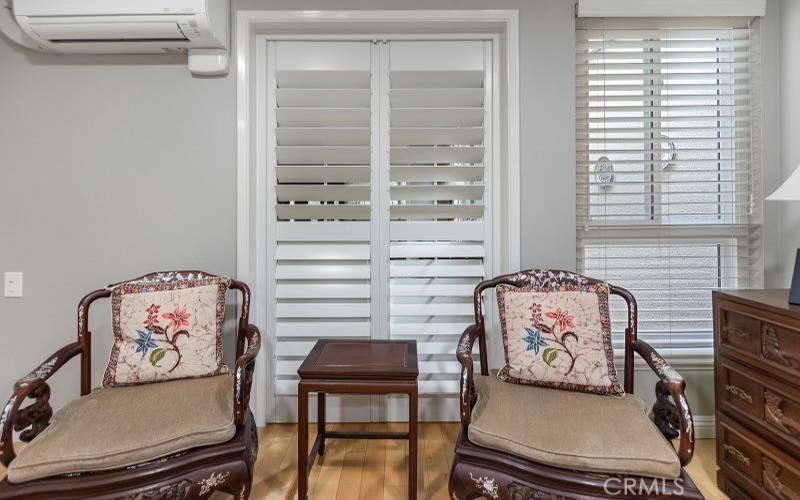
[713,290,800,499]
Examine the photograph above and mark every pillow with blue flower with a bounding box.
[103,274,230,387]
[496,280,623,396]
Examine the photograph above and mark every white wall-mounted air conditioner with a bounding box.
[1,0,230,76]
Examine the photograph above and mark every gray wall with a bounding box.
[778,0,800,283]
[0,0,789,424]
[0,47,237,412]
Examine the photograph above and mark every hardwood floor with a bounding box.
[1,424,726,499]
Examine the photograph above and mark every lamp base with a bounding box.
[790,249,800,305]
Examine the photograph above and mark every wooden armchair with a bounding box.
[0,271,261,500]
[450,270,703,499]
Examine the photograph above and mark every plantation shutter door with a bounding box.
[271,41,374,397]
[388,41,491,399]
[575,25,762,358]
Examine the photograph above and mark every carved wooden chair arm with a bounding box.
[457,324,481,427]
[633,339,694,466]
[233,324,261,427]
[1,342,82,467]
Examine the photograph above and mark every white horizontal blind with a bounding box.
[575,25,762,358]
[272,42,373,395]
[387,42,489,395]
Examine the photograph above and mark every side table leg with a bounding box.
[298,383,309,500]
[408,384,418,500]
[318,392,326,455]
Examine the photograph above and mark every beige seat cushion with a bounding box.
[8,374,235,483]
[468,371,681,479]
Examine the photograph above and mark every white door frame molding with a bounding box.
[236,9,520,426]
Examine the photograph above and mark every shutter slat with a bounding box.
[390,146,484,164]
[276,205,370,221]
[390,185,484,201]
[276,88,371,108]
[391,109,484,127]
[391,303,474,316]
[391,88,484,108]
[390,283,477,297]
[277,166,370,183]
[277,221,370,241]
[391,166,484,182]
[390,70,484,88]
[276,108,370,127]
[276,70,370,89]
[276,303,371,318]
[390,322,473,336]
[276,321,370,338]
[275,146,371,165]
[276,340,317,356]
[276,283,371,299]
[276,185,370,202]
[390,261,485,278]
[276,128,370,146]
[390,205,484,220]
[276,264,370,280]
[391,127,484,146]
[390,221,484,240]
[276,244,370,260]
[390,242,485,258]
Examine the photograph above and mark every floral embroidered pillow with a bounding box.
[496,279,623,396]
[103,275,230,387]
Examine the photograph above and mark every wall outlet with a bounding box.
[4,272,23,298]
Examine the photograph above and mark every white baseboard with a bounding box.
[694,415,716,439]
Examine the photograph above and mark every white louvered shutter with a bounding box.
[575,24,762,358]
[271,42,373,396]
[266,40,493,418]
[388,41,490,396]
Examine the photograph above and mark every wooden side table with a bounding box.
[297,340,419,500]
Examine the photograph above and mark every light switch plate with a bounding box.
[4,272,23,298]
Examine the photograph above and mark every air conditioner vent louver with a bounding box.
[30,21,187,42]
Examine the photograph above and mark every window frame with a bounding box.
[576,19,763,365]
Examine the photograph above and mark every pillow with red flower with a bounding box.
[496,271,623,396]
[103,273,230,387]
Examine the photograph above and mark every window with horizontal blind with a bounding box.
[266,39,492,419]
[575,22,763,359]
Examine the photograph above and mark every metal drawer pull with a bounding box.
[723,326,751,341]
[725,384,753,403]
[723,444,751,466]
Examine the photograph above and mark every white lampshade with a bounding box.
[767,165,800,201]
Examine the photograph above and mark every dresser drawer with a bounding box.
[717,358,762,420]
[715,298,800,385]
[718,413,800,499]
[718,357,800,453]
[718,307,762,354]
[718,416,762,483]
